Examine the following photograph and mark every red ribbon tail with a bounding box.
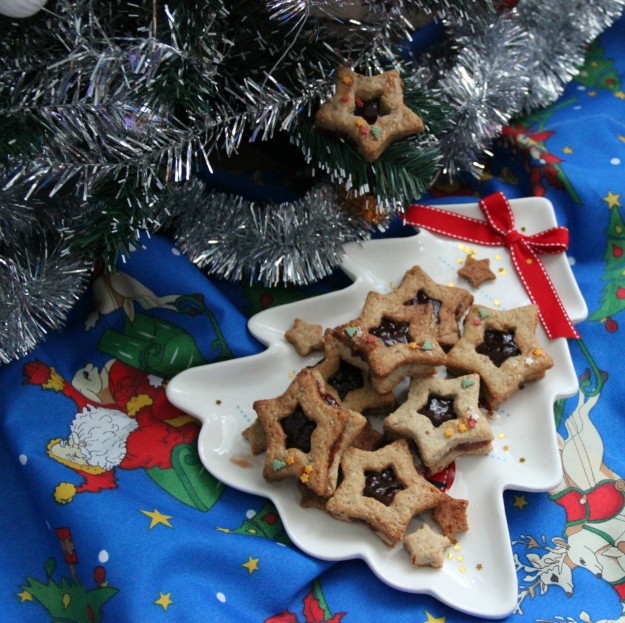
[510,242,580,339]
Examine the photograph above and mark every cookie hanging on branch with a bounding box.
[315,66,425,162]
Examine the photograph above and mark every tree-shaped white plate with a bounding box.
[167,197,587,618]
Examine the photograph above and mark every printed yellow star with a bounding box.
[562,146,573,154]
[619,134,625,143]
[216,527,231,533]
[513,495,528,510]
[141,508,173,529]
[603,190,622,208]
[615,91,625,100]
[155,592,173,610]
[424,612,446,623]
[242,556,260,574]
[17,590,33,602]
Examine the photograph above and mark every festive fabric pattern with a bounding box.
[2,15,625,623]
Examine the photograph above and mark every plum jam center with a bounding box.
[418,394,455,427]
[476,329,521,367]
[363,467,403,506]
[355,97,385,125]
[328,360,364,399]
[404,289,442,324]
[281,406,316,453]
[370,318,410,346]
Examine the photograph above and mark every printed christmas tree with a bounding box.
[576,39,622,92]
[589,205,625,332]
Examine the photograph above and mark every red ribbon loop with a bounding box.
[404,192,580,340]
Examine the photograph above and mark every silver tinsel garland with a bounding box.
[167,180,370,286]
[0,0,624,363]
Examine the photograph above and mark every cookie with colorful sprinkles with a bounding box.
[314,66,424,162]
[253,368,367,497]
[384,265,474,350]
[383,373,493,475]
[312,330,397,414]
[332,291,446,394]
[445,304,554,409]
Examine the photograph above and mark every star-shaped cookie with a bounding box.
[312,330,397,414]
[385,265,474,350]
[332,291,446,393]
[383,374,493,475]
[285,318,324,356]
[403,523,450,568]
[315,66,425,162]
[457,255,497,287]
[253,367,366,497]
[445,304,554,408]
[326,439,442,546]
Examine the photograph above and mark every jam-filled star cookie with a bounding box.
[315,66,425,162]
[445,304,554,409]
[403,523,450,568]
[253,368,366,497]
[313,330,397,414]
[332,291,446,393]
[383,374,493,475]
[325,438,441,546]
[385,265,474,350]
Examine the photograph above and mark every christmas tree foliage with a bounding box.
[1,0,624,363]
[589,205,625,332]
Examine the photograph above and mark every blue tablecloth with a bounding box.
[2,14,625,623]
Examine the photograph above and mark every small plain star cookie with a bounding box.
[403,523,450,568]
[458,255,497,287]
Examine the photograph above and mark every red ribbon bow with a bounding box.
[404,192,580,339]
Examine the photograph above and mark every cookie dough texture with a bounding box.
[315,66,424,162]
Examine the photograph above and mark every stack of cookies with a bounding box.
[243,264,554,569]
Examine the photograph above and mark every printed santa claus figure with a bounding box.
[24,358,202,505]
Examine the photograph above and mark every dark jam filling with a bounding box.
[417,394,456,427]
[476,329,521,367]
[404,289,442,324]
[321,392,340,409]
[281,407,317,453]
[369,318,410,346]
[328,360,364,399]
[355,98,384,125]
[363,467,404,506]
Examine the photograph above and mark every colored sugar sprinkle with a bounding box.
[371,126,382,139]
[478,308,489,319]
[421,339,433,351]
[461,378,476,388]
[344,327,359,337]
[273,460,287,471]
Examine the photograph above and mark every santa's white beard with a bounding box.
[70,405,139,470]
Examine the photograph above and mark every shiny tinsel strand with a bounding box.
[0,236,91,364]
[433,0,625,177]
[169,181,371,286]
